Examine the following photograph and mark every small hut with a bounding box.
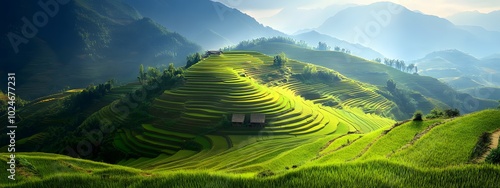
[231,114,245,126]
[250,114,266,127]
[205,50,223,57]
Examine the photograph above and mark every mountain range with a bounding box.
[315,2,500,60]
[293,30,384,60]
[448,10,500,32]
[259,4,356,34]
[413,50,500,90]
[122,0,286,50]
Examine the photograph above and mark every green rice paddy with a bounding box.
[2,52,499,187]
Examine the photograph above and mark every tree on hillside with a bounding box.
[147,66,162,80]
[138,64,146,83]
[425,108,444,119]
[413,111,423,121]
[298,64,341,83]
[407,64,415,73]
[302,64,317,78]
[317,42,330,51]
[186,52,202,68]
[168,63,175,74]
[383,58,414,73]
[387,79,397,92]
[334,46,340,52]
[384,58,394,67]
[373,58,382,63]
[231,37,309,51]
[444,108,460,118]
[273,52,288,67]
[400,60,406,72]
[63,80,115,113]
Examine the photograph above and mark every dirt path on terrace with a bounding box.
[479,129,500,162]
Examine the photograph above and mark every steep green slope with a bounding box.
[0,83,142,157]
[313,109,500,167]
[113,51,395,163]
[391,110,500,167]
[233,41,498,114]
[1,51,396,166]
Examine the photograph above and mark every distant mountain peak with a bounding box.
[447,10,500,32]
[425,49,476,59]
[316,2,499,60]
[123,0,285,50]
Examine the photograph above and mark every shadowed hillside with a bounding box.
[0,0,200,99]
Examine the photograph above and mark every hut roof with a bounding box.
[250,114,265,124]
[206,50,222,54]
[232,114,245,123]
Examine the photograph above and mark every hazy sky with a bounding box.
[213,0,500,18]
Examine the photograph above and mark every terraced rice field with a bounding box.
[113,51,395,170]
[282,77,396,115]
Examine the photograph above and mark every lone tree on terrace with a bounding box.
[273,52,288,67]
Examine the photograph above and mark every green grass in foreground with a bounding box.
[392,109,500,167]
[1,154,499,188]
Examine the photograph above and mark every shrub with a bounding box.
[469,132,492,160]
[63,80,114,113]
[317,70,341,82]
[486,147,500,164]
[386,79,396,92]
[425,108,444,119]
[186,53,202,68]
[444,108,460,118]
[413,111,423,121]
[257,170,275,178]
[300,64,341,82]
[219,114,231,127]
[425,108,459,119]
[302,64,317,77]
[273,53,288,67]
